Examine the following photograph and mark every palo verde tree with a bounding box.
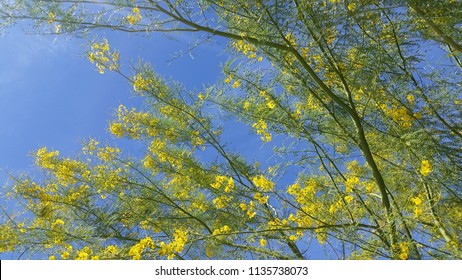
[1,0,461,260]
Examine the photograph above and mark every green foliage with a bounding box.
[1,0,461,260]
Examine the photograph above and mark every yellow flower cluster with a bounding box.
[35,147,84,186]
[232,40,262,61]
[329,199,343,214]
[267,218,289,229]
[105,245,118,256]
[35,147,59,169]
[109,105,155,139]
[132,73,152,92]
[284,33,297,47]
[210,175,234,193]
[252,119,272,142]
[128,237,155,260]
[239,201,257,219]
[127,7,142,25]
[82,139,99,155]
[251,174,274,191]
[347,2,356,11]
[212,225,231,235]
[88,39,119,74]
[345,176,359,192]
[380,103,414,128]
[75,246,93,260]
[420,160,432,176]
[47,12,55,24]
[96,146,121,162]
[398,242,409,260]
[259,238,267,247]
[51,219,65,228]
[253,192,268,204]
[287,178,316,204]
[213,195,233,209]
[411,196,424,218]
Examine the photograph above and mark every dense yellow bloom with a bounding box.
[420,160,432,176]
[129,237,155,260]
[52,219,65,227]
[76,251,89,260]
[345,176,359,192]
[411,197,422,206]
[232,40,257,56]
[344,195,353,204]
[252,119,272,142]
[398,242,409,260]
[251,174,274,191]
[109,122,124,138]
[97,146,121,162]
[259,238,267,247]
[127,7,142,25]
[35,147,59,169]
[213,225,231,235]
[254,192,268,204]
[407,94,415,105]
[231,79,241,88]
[172,229,188,253]
[88,38,119,74]
[213,195,232,209]
[347,2,356,11]
[210,175,234,192]
[133,73,150,92]
[266,99,276,109]
[61,251,70,259]
[380,103,413,128]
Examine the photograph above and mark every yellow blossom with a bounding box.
[252,119,272,142]
[411,197,422,206]
[254,192,268,204]
[259,238,267,247]
[347,2,356,11]
[127,7,142,25]
[52,219,65,227]
[213,225,231,235]
[398,242,409,260]
[48,12,55,24]
[266,99,276,109]
[231,79,241,88]
[251,174,274,191]
[61,251,70,259]
[133,73,150,92]
[420,160,432,176]
[88,39,119,74]
[344,195,354,204]
[407,94,415,105]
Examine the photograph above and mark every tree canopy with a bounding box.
[1,0,461,260]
